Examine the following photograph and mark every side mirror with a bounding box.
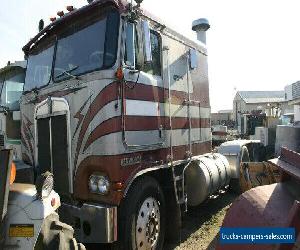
[125,22,136,68]
[141,20,152,64]
[189,48,198,70]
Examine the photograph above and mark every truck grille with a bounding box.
[37,115,69,196]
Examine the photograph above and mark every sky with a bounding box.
[1,0,300,112]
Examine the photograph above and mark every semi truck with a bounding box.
[20,0,259,248]
[0,61,25,160]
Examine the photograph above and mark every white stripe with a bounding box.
[126,100,159,116]
[83,128,211,157]
[126,100,210,119]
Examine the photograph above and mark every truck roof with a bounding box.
[23,0,207,55]
[0,61,26,75]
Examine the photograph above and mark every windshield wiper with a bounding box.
[23,87,39,95]
[55,66,80,80]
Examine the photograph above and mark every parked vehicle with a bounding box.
[217,146,300,250]
[240,112,266,138]
[0,61,26,160]
[212,125,228,147]
[217,94,300,249]
[0,149,85,250]
[20,0,260,248]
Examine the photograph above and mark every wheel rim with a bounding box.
[135,197,161,250]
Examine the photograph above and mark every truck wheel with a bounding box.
[119,176,166,250]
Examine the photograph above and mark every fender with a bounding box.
[3,183,60,250]
[123,163,170,198]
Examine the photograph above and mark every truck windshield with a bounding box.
[24,8,120,91]
[1,68,25,111]
[24,41,55,92]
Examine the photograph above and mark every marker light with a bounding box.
[57,11,64,17]
[9,162,16,185]
[66,6,74,12]
[51,197,56,207]
[116,67,124,80]
[113,182,123,191]
[50,17,57,22]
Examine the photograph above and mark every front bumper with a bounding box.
[60,202,117,243]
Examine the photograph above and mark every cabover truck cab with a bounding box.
[21,0,232,248]
[0,61,25,161]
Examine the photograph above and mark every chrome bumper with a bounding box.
[60,202,117,243]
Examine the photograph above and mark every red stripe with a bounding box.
[83,116,210,152]
[212,131,227,136]
[74,82,119,167]
[74,141,211,205]
[73,95,92,139]
[125,82,210,107]
[74,81,210,167]
[125,82,165,103]
[83,117,122,152]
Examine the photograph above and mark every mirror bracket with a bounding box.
[141,20,152,64]
[189,48,198,70]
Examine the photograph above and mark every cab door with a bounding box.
[122,20,165,150]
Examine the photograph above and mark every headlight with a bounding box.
[89,175,110,195]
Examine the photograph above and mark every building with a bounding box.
[285,81,300,122]
[211,109,234,127]
[233,91,291,129]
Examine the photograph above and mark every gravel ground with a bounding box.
[87,190,237,250]
[165,191,237,250]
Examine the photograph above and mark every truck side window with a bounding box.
[144,31,161,76]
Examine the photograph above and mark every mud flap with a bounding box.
[35,213,85,250]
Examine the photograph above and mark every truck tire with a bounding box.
[34,212,85,250]
[119,176,166,250]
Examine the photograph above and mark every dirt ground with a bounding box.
[165,191,237,250]
[87,190,237,250]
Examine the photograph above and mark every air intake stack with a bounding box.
[192,18,210,44]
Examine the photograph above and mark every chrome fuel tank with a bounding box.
[185,153,231,206]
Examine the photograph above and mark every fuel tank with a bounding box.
[185,153,231,206]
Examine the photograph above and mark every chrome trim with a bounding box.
[60,202,118,243]
[34,97,73,193]
[36,110,67,120]
[49,116,53,173]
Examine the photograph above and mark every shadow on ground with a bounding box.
[164,191,237,250]
[86,191,237,250]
